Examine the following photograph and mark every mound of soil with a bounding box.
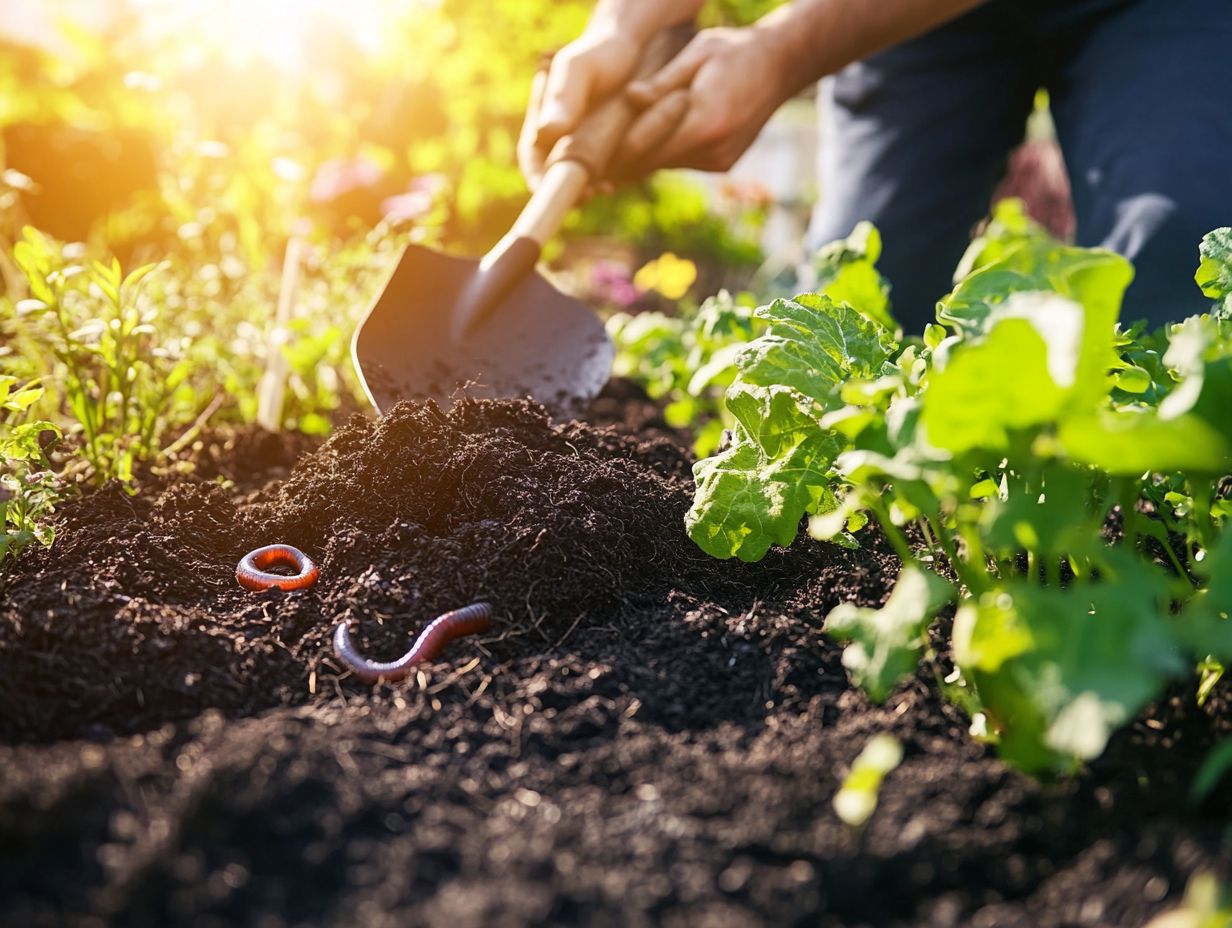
[1,385,1228,927]
[0,395,859,743]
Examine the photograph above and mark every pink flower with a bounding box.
[380,174,447,223]
[590,260,641,308]
[309,156,385,203]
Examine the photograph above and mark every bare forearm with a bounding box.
[589,0,705,42]
[757,0,988,95]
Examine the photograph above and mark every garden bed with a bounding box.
[1,383,1228,927]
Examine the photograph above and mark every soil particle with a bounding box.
[0,390,1228,926]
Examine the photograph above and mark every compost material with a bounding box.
[0,384,1228,927]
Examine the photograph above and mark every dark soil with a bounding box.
[1,382,1229,927]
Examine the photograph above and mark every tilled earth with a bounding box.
[1,384,1229,927]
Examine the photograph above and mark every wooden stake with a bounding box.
[256,236,303,432]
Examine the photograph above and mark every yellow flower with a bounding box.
[633,252,697,300]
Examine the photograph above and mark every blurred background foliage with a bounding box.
[0,0,771,457]
[0,0,771,259]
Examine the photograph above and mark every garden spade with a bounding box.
[353,27,691,417]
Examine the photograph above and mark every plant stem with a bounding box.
[49,298,101,470]
[925,512,984,595]
[868,495,917,568]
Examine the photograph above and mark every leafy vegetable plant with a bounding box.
[8,227,198,485]
[610,223,891,458]
[610,288,763,455]
[0,377,62,567]
[687,213,1232,774]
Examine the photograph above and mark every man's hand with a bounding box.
[517,29,641,190]
[519,24,793,190]
[518,0,703,190]
[609,26,794,179]
[519,0,987,191]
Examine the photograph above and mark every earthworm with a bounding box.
[333,602,493,684]
[236,544,320,592]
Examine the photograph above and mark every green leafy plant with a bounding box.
[8,227,198,485]
[687,222,1232,774]
[1196,228,1232,319]
[832,733,903,828]
[609,288,762,455]
[0,377,62,567]
[610,224,892,459]
[1144,872,1232,928]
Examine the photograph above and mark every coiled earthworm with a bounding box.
[333,602,493,684]
[236,544,320,592]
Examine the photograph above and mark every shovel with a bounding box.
[352,27,691,417]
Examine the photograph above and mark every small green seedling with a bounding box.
[1143,872,1232,928]
[833,733,903,828]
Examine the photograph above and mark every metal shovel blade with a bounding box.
[352,244,614,417]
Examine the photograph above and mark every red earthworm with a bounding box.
[333,602,493,684]
[236,544,319,592]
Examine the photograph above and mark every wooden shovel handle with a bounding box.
[545,24,695,179]
[469,23,695,336]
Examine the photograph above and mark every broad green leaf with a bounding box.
[687,385,844,561]
[981,463,1097,558]
[688,292,894,561]
[938,268,1041,333]
[1059,408,1232,476]
[6,421,59,461]
[1113,365,1151,394]
[686,341,745,395]
[6,382,45,412]
[1063,255,1132,380]
[1186,356,1232,435]
[1195,227,1232,316]
[952,198,1045,281]
[940,242,1131,397]
[739,293,893,406]
[954,566,1184,773]
[725,384,812,457]
[811,222,895,331]
[694,289,760,345]
[921,316,1067,455]
[825,565,954,701]
[608,311,686,397]
[943,240,1130,328]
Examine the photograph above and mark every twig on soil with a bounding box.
[160,390,225,458]
[355,742,414,764]
[523,598,553,643]
[426,656,482,694]
[469,674,492,702]
[551,611,586,650]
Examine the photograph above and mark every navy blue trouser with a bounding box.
[807,0,1232,332]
